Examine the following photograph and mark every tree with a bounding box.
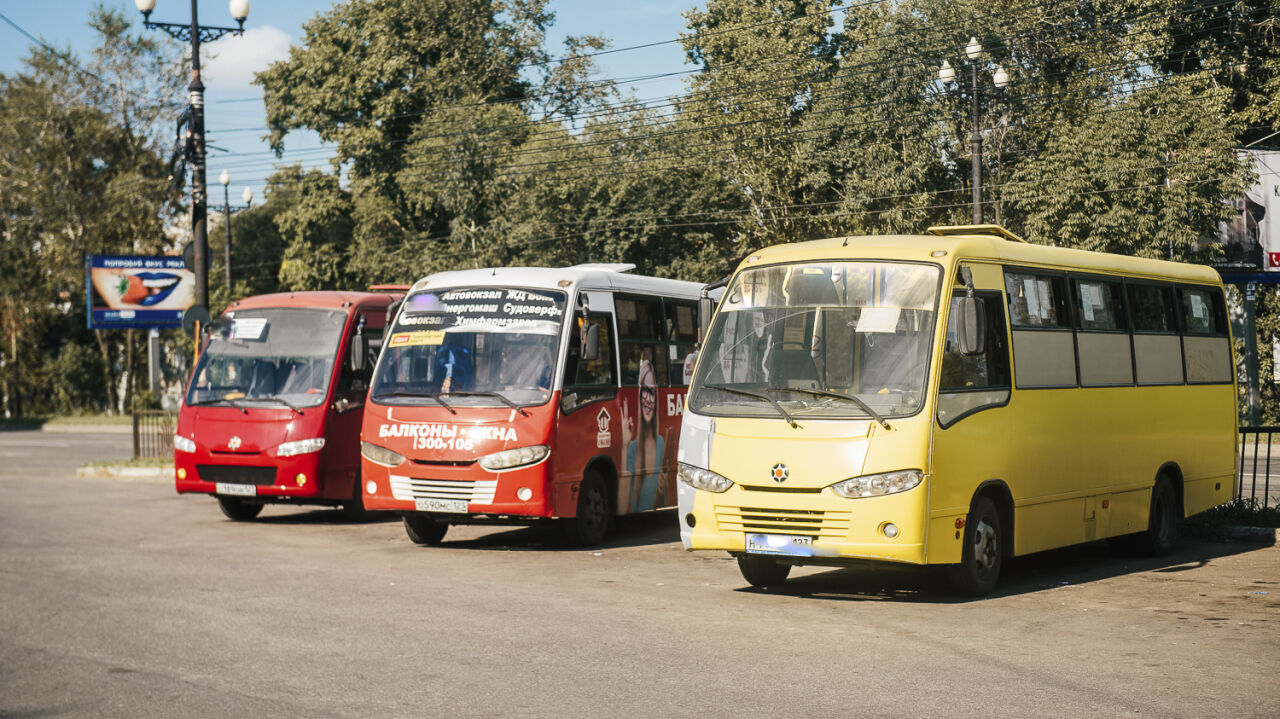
[0,5,182,416]
[678,0,842,248]
[801,1,952,235]
[257,0,610,284]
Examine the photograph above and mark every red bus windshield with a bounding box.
[185,307,348,409]
[370,287,566,409]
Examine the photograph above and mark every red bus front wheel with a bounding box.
[217,497,263,522]
[561,470,611,547]
[403,514,448,545]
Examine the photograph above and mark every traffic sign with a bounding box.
[182,305,211,338]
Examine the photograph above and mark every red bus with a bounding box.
[175,290,401,520]
[359,265,705,545]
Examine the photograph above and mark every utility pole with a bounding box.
[135,0,249,314]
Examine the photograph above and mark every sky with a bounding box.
[0,0,698,206]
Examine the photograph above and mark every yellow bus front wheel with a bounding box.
[948,496,1003,596]
[737,555,792,588]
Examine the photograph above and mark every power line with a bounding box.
[0,9,184,110]
[191,5,1253,188]
[190,62,1245,195]
[198,0,1246,176]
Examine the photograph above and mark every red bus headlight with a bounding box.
[479,445,549,471]
[277,438,325,457]
[361,441,405,467]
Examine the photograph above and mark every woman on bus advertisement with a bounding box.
[622,357,672,512]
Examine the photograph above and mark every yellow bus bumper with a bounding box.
[684,484,929,565]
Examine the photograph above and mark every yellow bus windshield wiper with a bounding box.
[704,384,800,428]
[766,386,890,430]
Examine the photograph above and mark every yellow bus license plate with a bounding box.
[745,533,815,557]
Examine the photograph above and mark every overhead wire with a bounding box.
[189,57,1246,194]
[77,0,1259,248]
[193,0,1246,180]
[186,0,1250,189]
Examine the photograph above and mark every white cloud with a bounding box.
[201,25,292,89]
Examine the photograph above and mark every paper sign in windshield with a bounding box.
[230,317,268,341]
[856,307,901,333]
[389,331,446,347]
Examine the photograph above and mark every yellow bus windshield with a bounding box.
[690,261,940,420]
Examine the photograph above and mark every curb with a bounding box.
[43,424,133,434]
[1179,522,1280,545]
[76,465,170,483]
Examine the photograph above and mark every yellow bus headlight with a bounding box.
[678,462,733,493]
[830,470,924,499]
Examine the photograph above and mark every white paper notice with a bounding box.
[230,317,267,340]
[856,307,901,333]
[1190,294,1206,319]
[1023,279,1040,320]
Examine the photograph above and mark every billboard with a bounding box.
[1222,150,1280,269]
[86,255,195,329]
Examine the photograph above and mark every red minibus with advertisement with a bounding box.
[359,265,704,545]
[175,289,402,520]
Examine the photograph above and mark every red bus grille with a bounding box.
[389,475,498,504]
[196,465,276,486]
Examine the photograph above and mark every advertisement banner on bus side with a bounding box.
[85,254,195,329]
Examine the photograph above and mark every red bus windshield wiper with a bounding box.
[244,395,305,415]
[370,390,457,415]
[439,391,529,416]
[188,396,248,414]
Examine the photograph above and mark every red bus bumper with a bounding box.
[174,450,336,502]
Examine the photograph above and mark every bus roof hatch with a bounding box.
[926,224,1027,243]
[568,263,636,273]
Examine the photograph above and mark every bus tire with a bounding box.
[340,481,371,521]
[736,555,791,588]
[403,514,447,545]
[217,497,263,521]
[1137,477,1177,557]
[948,496,1002,596]
[561,470,611,546]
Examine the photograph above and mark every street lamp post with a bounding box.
[135,0,250,314]
[217,169,253,290]
[940,37,1008,224]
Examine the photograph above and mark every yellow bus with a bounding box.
[677,225,1236,595]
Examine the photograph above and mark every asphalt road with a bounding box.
[2,430,1278,718]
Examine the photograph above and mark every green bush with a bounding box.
[49,342,106,415]
[1192,497,1280,528]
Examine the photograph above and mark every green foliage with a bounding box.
[8,0,1279,416]
[679,0,842,247]
[1005,78,1249,261]
[267,165,356,290]
[0,5,181,417]
[48,331,107,415]
[802,1,952,234]
[1192,496,1280,528]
